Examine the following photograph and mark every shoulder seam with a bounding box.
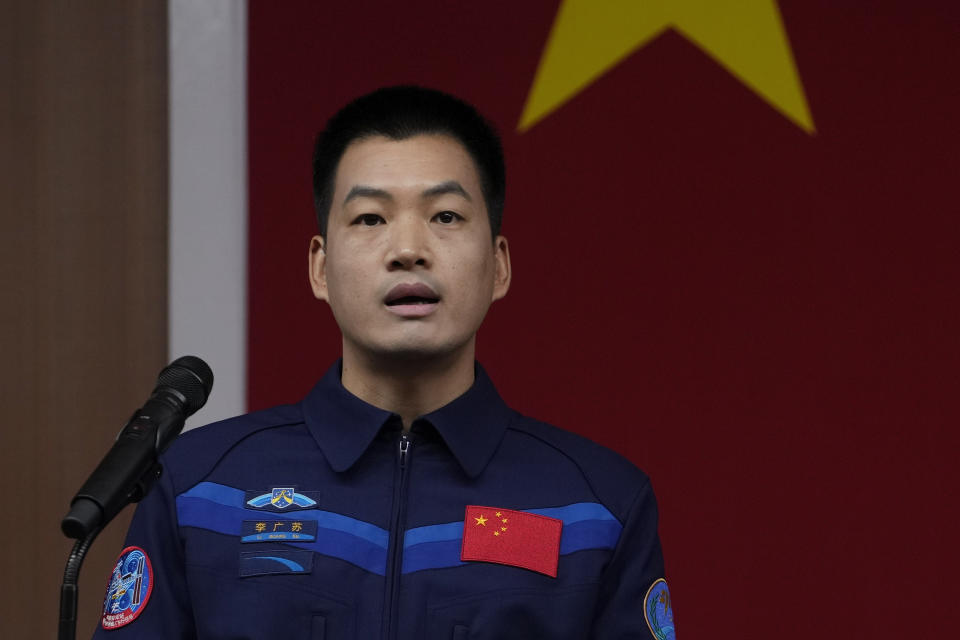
[171,419,307,494]
[504,423,628,526]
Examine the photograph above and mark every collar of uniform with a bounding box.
[417,362,512,478]
[301,360,511,478]
[302,361,394,473]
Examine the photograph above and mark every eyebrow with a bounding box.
[421,180,472,202]
[342,185,393,206]
[342,181,472,206]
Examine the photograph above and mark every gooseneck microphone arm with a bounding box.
[58,526,101,640]
[57,356,213,640]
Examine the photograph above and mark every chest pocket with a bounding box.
[427,583,598,640]
[312,614,328,640]
[188,564,355,639]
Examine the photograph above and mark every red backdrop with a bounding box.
[248,1,959,635]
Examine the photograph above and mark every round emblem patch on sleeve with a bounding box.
[101,546,154,630]
[643,578,675,640]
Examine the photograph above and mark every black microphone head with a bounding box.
[156,356,214,415]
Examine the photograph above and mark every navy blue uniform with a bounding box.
[93,363,672,639]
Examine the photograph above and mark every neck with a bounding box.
[340,342,476,430]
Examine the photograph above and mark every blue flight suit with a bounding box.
[93,362,671,639]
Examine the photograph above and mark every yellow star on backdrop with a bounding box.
[520,0,814,133]
[475,515,488,526]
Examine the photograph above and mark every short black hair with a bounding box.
[312,86,505,239]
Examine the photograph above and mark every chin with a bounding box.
[377,344,455,362]
[361,336,472,365]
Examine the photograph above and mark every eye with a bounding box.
[352,213,384,226]
[433,210,462,224]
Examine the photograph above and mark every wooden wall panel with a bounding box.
[0,2,167,636]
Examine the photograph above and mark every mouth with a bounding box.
[384,282,440,317]
[385,295,439,306]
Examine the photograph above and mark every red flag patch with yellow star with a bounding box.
[460,505,563,577]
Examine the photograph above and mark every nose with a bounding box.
[386,215,431,271]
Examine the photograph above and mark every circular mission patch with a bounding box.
[643,578,675,640]
[101,546,154,629]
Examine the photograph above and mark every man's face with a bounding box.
[309,134,511,364]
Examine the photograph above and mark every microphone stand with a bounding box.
[58,526,102,640]
[56,356,212,640]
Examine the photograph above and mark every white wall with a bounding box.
[169,0,247,427]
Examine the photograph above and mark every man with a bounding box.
[93,86,674,639]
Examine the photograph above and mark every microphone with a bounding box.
[61,356,214,539]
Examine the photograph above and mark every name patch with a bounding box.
[241,519,318,543]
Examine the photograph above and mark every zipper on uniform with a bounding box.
[399,434,410,468]
[384,431,412,640]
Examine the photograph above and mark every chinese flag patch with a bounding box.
[461,505,563,577]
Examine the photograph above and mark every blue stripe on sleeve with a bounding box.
[559,519,622,554]
[528,502,619,525]
[403,521,464,547]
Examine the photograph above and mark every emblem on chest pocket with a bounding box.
[244,487,321,512]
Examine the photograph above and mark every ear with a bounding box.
[308,235,329,301]
[491,235,511,302]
